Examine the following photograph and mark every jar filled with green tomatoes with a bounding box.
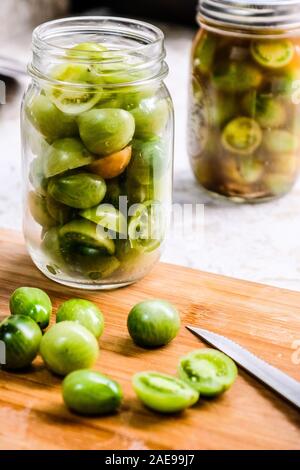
[22,17,174,289]
[188,0,300,203]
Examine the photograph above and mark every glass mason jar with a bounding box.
[21,17,174,289]
[188,0,300,203]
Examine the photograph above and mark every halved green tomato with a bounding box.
[194,31,218,75]
[132,371,199,414]
[44,138,95,178]
[251,39,294,69]
[46,64,103,115]
[128,201,164,253]
[178,349,238,397]
[42,227,65,267]
[222,117,263,155]
[59,219,115,255]
[80,203,127,235]
[264,129,299,154]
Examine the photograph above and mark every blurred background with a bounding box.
[1,0,300,291]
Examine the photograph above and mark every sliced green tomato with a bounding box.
[178,349,238,397]
[251,39,294,69]
[48,173,107,210]
[241,92,287,129]
[26,94,78,142]
[44,138,95,178]
[194,31,218,75]
[264,130,299,154]
[28,191,56,228]
[80,203,127,235]
[222,117,263,155]
[132,371,199,414]
[128,201,164,253]
[59,219,115,255]
[66,249,121,279]
[212,61,263,93]
[46,64,103,115]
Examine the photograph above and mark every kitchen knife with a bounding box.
[186,326,300,410]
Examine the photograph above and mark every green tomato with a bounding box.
[59,219,115,255]
[104,178,125,207]
[213,61,263,93]
[29,157,48,196]
[42,227,65,267]
[78,108,135,156]
[127,139,167,185]
[251,39,294,69]
[209,93,237,127]
[178,349,238,397]
[63,248,120,280]
[194,31,218,75]
[44,138,95,178]
[46,63,103,115]
[26,94,78,142]
[127,183,154,205]
[80,204,127,235]
[222,117,263,155]
[40,321,99,376]
[264,173,295,196]
[46,194,74,225]
[10,287,52,330]
[128,201,164,253]
[130,97,170,139]
[237,157,264,184]
[28,191,56,228]
[62,370,123,415]
[66,42,107,60]
[132,371,199,413]
[56,299,104,339]
[128,299,180,348]
[0,315,42,370]
[241,92,287,128]
[48,173,107,209]
[264,130,299,154]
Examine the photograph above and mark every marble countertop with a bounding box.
[1,18,299,291]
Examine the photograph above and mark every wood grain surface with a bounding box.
[0,229,299,450]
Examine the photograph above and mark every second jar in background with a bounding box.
[188,1,300,203]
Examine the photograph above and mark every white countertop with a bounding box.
[1,19,300,291]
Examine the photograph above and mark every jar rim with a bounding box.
[198,0,300,32]
[32,16,165,59]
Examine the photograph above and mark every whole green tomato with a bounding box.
[10,287,52,329]
[56,299,104,339]
[0,315,42,370]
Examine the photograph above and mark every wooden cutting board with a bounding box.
[0,228,299,450]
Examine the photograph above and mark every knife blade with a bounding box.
[186,326,300,410]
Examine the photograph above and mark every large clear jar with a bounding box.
[22,17,174,289]
[188,0,300,203]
